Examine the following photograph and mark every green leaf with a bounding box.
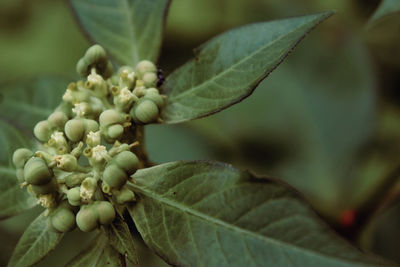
[183,34,377,216]
[127,161,390,267]
[103,214,138,265]
[0,121,36,219]
[8,212,64,267]
[370,0,400,24]
[66,234,123,267]
[0,76,71,131]
[69,0,171,66]
[161,11,333,124]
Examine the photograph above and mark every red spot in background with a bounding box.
[340,209,357,228]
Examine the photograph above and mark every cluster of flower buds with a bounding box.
[12,45,165,233]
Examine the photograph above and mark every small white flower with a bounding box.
[50,131,67,146]
[88,73,104,85]
[72,103,87,117]
[86,131,101,147]
[91,145,108,161]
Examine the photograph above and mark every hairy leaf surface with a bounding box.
[104,214,138,265]
[161,11,333,123]
[0,121,36,219]
[70,0,170,66]
[67,234,123,267]
[370,0,400,24]
[8,212,63,267]
[0,76,71,131]
[128,161,390,267]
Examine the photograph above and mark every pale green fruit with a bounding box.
[24,157,52,185]
[67,187,81,206]
[103,164,128,188]
[34,120,52,142]
[136,60,156,77]
[113,151,139,175]
[48,111,68,128]
[95,201,115,225]
[65,119,85,142]
[131,99,159,124]
[107,124,124,139]
[51,207,76,233]
[99,109,122,127]
[76,205,98,232]
[12,148,33,169]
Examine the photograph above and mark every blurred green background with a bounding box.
[0,0,399,265]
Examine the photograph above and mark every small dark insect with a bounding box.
[157,68,165,87]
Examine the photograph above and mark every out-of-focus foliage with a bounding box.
[0,0,399,265]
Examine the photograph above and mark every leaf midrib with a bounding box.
[129,181,366,266]
[165,16,321,102]
[121,0,140,65]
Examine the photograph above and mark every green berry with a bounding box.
[142,72,157,88]
[65,119,85,142]
[48,111,68,128]
[144,88,164,108]
[99,109,122,127]
[136,60,156,77]
[12,148,33,169]
[76,205,98,232]
[76,58,88,76]
[107,124,124,139]
[84,119,99,135]
[31,179,57,195]
[34,120,52,142]
[67,187,81,206]
[51,207,76,233]
[131,99,159,124]
[113,151,139,175]
[103,164,128,188]
[95,201,115,225]
[24,157,52,185]
[65,173,86,188]
[84,45,107,66]
[115,187,136,204]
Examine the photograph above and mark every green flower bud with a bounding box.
[84,119,100,135]
[99,109,122,127]
[53,154,78,172]
[50,206,76,233]
[144,88,164,108]
[130,99,159,124]
[65,119,85,142]
[115,187,136,204]
[67,187,81,206]
[12,148,33,169]
[103,164,127,188]
[136,60,156,78]
[95,201,115,225]
[76,58,88,76]
[142,72,157,88]
[34,120,53,142]
[24,157,52,185]
[48,111,68,128]
[113,151,138,175]
[31,179,57,195]
[84,44,107,67]
[107,124,124,139]
[65,173,87,188]
[76,205,98,232]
